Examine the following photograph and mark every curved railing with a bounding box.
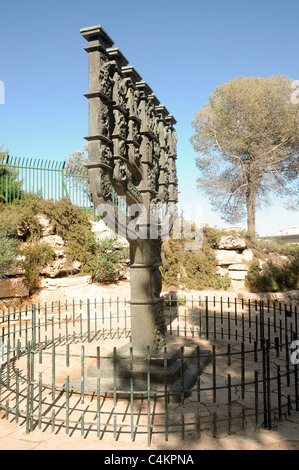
[0,296,298,445]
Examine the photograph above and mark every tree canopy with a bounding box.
[190,75,299,233]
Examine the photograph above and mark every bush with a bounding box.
[161,221,227,290]
[21,242,56,293]
[161,238,184,287]
[0,198,98,270]
[202,225,221,248]
[0,203,41,239]
[246,257,299,292]
[0,234,17,278]
[208,273,231,290]
[90,239,128,282]
[0,147,25,203]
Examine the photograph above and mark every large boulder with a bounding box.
[0,278,29,298]
[218,236,247,250]
[228,270,247,281]
[215,250,244,266]
[242,249,254,262]
[41,257,81,278]
[228,264,249,271]
[40,275,92,291]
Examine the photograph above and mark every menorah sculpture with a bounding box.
[80,25,178,355]
[77,25,209,396]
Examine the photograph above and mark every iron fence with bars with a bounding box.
[0,296,299,445]
[0,155,121,219]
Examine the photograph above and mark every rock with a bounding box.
[40,235,64,249]
[37,214,52,237]
[41,258,81,278]
[228,264,249,271]
[215,250,244,266]
[0,278,29,298]
[16,220,30,238]
[228,270,247,280]
[242,249,254,262]
[39,275,92,290]
[218,236,247,250]
[230,279,246,290]
[217,266,228,276]
[6,256,25,276]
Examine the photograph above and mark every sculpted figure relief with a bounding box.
[112,73,127,108]
[99,61,114,98]
[98,104,110,137]
[99,144,113,166]
[127,87,140,117]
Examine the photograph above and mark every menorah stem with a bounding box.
[129,238,166,354]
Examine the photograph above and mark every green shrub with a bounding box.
[203,225,221,248]
[0,234,17,278]
[246,257,299,292]
[183,246,219,290]
[161,222,225,290]
[0,147,25,203]
[161,238,184,287]
[208,273,231,290]
[0,203,41,239]
[0,198,98,270]
[21,242,56,293]
[90,239,128,282]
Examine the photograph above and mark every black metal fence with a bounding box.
[0,296,298,445]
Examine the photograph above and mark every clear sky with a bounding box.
[0,0,298,236]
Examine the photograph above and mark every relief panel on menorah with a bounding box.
[113,138,127,160]
[113,158,129,185]
[147,161,159,193]
[127,144,142,184]
[112,109,127,139]
[127,119,141,146]
[89,99,111,141]
[87,141,113,169]
[89,167,113,202]
[167,131,178,157]
[98,60,114,100]
[168,185,178,202]
[140,137,153,164]
[168,158,178,184]
[112,72,128,111]
[126,86,140,118]
[139,100,156,136]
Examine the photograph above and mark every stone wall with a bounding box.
[214,235,254,290]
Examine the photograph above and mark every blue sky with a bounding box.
[0,0,298,235]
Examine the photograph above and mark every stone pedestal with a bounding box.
[70,344,211,402]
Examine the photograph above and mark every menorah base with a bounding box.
[70,344,211,403]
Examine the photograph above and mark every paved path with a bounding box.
[1,409,299,450]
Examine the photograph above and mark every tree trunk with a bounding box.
[246,185,257,233]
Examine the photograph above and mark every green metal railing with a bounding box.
[0,296,299,445]
[0,156,121,219]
